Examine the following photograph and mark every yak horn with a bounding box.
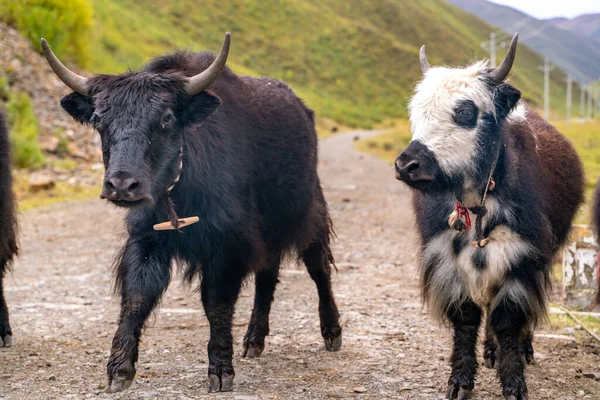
[490,33,519,82]
[41,38,89,96]
[420,45,430,74]
[185,32,231,96]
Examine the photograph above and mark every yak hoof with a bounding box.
[242,340,264,358]
[106,361,135,393]
[322,326,342,352]
[1,334,13,348]
[483,349,496,369]
[446,385,472,400]
[208,366,234,392]
[106,375,133,393]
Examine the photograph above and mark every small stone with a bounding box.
[40,136,60,152]
[353,386,367,393]
[582,371,600,380]
[29,173,55,192]
[48,375,56,381]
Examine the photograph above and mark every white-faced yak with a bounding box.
[395,34,584,400]
[0,110,17,348]
[42,33,342,393]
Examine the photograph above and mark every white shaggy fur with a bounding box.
[421,198,533,322]
[408,61,493,176]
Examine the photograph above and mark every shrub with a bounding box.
[0,0,93,67]
[6,91,46,169]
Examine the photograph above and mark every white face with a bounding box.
[408,61,495,176]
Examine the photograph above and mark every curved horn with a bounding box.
[185,32,231,96]
[41,38,89,96]
[420,45,429,74]
[490,33,519,82]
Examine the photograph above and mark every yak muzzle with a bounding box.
[100,171,151,207]
[394,141,437,184]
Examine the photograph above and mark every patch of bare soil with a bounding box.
[1,131,599,399]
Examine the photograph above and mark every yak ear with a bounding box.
[61,92,95,124]
[183,90,222,125]
[494,83,521,119]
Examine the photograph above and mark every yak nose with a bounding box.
[101,171,145,202]
[395,152,432,182]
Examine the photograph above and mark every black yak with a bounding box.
[395,34,584,399]
[42,33,342,393]
[593,179,600,306]
[0,110,18,348]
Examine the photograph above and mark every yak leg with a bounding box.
[302,239,342,352]
[490,296,529,400]
[243,251,282,358]
[201,254,246,392]
[0,265,12,347]
[483,313,497,369]
[106,239,171,393]
[523,329,534,365]
[446,300,482,400]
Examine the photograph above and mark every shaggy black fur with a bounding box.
[593,179,600,306]
[60,51,342,392]
[0,110,18,348]
[399,80,584,399]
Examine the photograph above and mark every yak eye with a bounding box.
[161,112,174,128]
[453,100,478,128]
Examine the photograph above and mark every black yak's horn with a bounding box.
[41,38,89,96]
[490,33,519,82]
[420,45,429,74]
[186,32,231,96]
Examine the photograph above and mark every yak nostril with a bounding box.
[105,179,116,191]
[405,160,420,174]
[127,181,140,192]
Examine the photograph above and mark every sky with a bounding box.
[489,0,600,19]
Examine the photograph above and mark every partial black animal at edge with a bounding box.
[593,179,600,307]
[395,33,584,400]
[42,33,342,393]
[0,110,18,348]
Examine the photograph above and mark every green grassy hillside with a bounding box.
[3,0,585,127]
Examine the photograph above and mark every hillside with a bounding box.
[448,0,600,84]
[0,0,586,131]
[80,0,583,125]
[547,13,600,42]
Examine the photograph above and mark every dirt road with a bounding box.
[1,131,599,399]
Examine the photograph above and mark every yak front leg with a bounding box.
[201,256,247,392]
[0,266,12,347]
[446,300,482,400]
[490,296,529,400]
[106,238,171,393]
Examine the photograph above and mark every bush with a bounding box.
[0,0,93,67]
[6,91,46,169]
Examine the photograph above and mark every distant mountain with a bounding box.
[447,0,600,84]
[547,13,600,42]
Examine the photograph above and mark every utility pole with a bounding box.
[587,85,592,120]
[538,59,555,121]
[566,73,572,127]
[489,32,496,67]
[580,83,586,122]
[481,32,499,67]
